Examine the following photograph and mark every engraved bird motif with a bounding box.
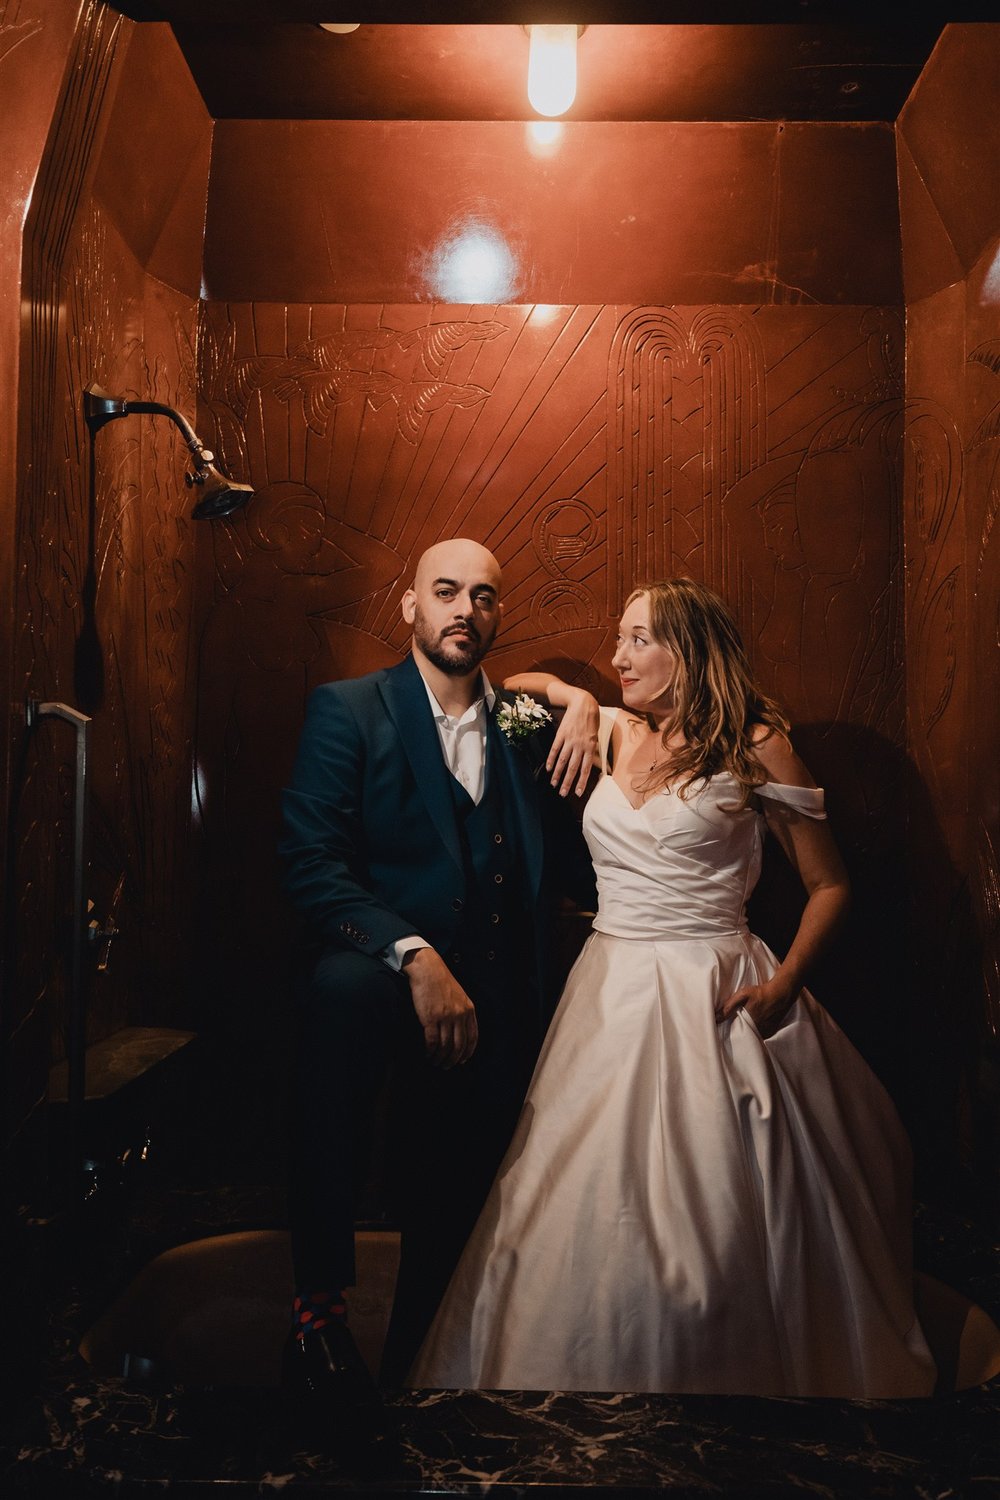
[224,330,416,420]
[292,327,423,369]
[271,365,404,436]
[413,319,507,377]
[377,380,491,443]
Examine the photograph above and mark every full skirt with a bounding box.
[409,929,936,1397]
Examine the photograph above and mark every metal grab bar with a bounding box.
[26,698,92,1165]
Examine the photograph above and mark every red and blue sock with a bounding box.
[291,1289,347,1341]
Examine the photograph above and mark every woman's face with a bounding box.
[611,596,678,717]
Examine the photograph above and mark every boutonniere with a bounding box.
[495,692,552,747]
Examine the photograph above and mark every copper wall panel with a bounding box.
[5,3,210,1195]
[202,120,902,307]
[5,0,129,1196]
[903,286,968,867]
[0,0,87,1188]
[898,23,1000,1182]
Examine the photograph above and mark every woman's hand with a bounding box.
[716,974,798,1039]
[502,671,601,798]
[545,686,600,798]
[714,728,850,1042]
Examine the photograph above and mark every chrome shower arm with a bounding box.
[25,698,92,1168]
[82,384,210,464]
[81,382,254,520]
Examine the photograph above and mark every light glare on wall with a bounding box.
[527,24,581,118]
[529,120,562,148]
[982,240,1000,305]
[429,220,519,303]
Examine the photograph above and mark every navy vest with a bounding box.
[445,741,528,984]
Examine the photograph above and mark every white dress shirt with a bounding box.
[382,668,496,972]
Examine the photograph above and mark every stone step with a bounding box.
[48,1026,196,1104]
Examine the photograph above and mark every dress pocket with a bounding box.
[739,1005,765,1043]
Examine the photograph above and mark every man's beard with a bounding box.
[413,607,495,676]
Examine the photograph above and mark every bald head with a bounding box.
[412,538,501,595]
[403,538,503,680]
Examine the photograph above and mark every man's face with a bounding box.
[403,541,502,677]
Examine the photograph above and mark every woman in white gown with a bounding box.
[408,578,936,1399]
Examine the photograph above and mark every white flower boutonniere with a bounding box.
[496,692,552,747]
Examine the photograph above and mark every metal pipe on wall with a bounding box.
[26,698,92,1168]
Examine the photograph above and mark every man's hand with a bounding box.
[403,947,479,1067]
[546,687,600,798]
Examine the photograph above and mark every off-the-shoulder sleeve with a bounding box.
[756,782,826,819]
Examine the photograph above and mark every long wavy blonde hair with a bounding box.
[627,578,789,806]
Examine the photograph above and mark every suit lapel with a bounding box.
[380,655,463,873]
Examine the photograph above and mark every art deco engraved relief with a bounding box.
[530,500,601,634]
[204,315,505,445]
[195,302,908,719]
[607,307,766,617]
[0,0,42,67]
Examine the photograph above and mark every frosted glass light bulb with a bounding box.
[527,24,578,118]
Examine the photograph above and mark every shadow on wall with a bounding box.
[749,720,989,1214]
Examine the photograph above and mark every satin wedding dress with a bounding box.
[409,710,936,1397]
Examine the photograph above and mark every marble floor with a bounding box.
[1,1173,999,1498]
[3,1057,1000,1499]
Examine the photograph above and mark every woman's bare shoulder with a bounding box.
[749,723,818,789]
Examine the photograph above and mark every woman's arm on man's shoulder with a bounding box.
[503,671,601,798]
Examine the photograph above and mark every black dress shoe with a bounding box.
[282,1324,404,1465]
[281,1321,382,1412]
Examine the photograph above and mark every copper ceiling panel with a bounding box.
[202,118,901,305]
[168,22,944,123]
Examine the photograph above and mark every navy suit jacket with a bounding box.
[280,653,580,1003]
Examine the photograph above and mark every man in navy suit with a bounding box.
[280,538,597,1405]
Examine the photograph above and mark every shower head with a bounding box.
[82,383,254,520]
[187,462,255,520]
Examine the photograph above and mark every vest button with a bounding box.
[452,898,463,911]
[494,873,503,884]
[486,950,495,961]
[490,913,500,925]
[451,952,461,965]
[493,833,503,844]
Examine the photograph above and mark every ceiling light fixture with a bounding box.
[525,24,585,119]
[318,23,360,33]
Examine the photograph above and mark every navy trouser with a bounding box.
[287,945,535,1385]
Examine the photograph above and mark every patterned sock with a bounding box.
[292,1288,347,1340]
